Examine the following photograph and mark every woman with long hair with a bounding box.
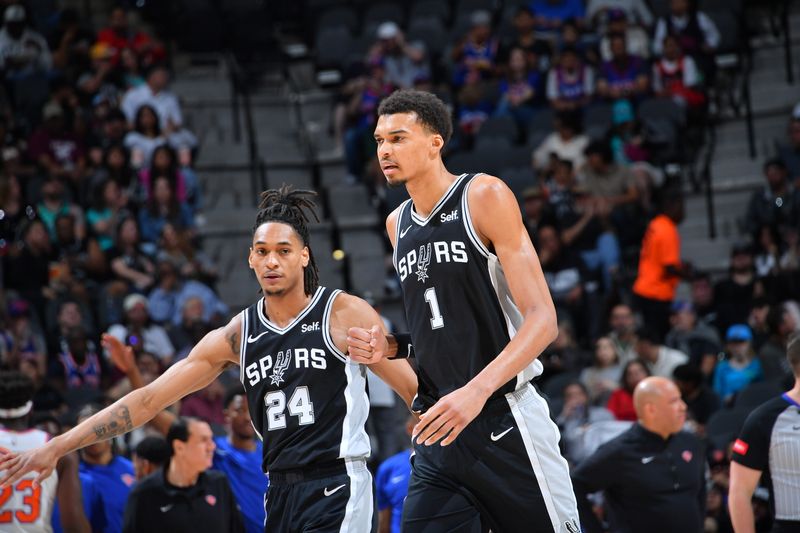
[138,175,194,243]
[606,359,650,421]
[137,144,201,214]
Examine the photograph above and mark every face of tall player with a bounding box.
[374,112,444,186]
[249,222,309,297]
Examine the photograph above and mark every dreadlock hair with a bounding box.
[253,185,320,296]
[0,371,34,418]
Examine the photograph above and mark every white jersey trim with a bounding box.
[507,384,580,532]
[461,173,492,259]
[239,310,248,384]
[392,199,412,271]
[256,286,324,334]
[409,173,468,226]
[322,289,349,364]
[339,459,373,532]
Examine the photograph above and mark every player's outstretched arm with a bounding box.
[0,314,242,487]
[414,175,558,446]
[331,293,418,409]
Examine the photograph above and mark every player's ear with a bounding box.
[430,134,444,155]
[301,246,309,268]
[248,247,254,269]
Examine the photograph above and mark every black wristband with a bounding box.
[389,333,415,359]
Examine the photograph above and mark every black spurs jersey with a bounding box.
[393,173,542,412]
[238,287,370,473]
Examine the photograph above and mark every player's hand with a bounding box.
[413,383,490,446]
[0,443,60,488]
[347,325,386,364]
[102,333,135,373]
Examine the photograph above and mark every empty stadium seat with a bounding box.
[328,184,381,228]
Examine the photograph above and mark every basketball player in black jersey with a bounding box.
[0,187,417,533]
[348,90,581,532]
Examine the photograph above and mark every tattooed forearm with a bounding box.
[227,330,240,356]
[87,405,134,442]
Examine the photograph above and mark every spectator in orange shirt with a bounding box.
[633,189,692,340]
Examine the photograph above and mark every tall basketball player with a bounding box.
[0,371,90,533]
[0,188,418,532]
[349,89,581,532]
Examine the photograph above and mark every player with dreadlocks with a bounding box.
[1,186,418,532]
[0,370,90,533]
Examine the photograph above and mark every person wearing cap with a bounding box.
[596,32,649,103]
[107,293,175,363]
[665,300,721,373]
[587,0,653,31]
[368,21,429,90]
[572,376,706,533]
[0,4,52,77]
[729,334,800,533]
[28,101,88,184]
[599,8,651,62]
[122,417,244,533]
[451,10,498,87]
[712,324,763,405]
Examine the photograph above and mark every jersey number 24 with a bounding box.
[265,387,315,431]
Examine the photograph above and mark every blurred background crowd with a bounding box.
[0,0,799,532]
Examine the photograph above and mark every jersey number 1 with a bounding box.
[424,287,444,329]
[265,387,315,431]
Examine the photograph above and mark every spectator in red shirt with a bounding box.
[96,6,165,67]
[607,359,650,421]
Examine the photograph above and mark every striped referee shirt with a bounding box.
[732,393,800,522]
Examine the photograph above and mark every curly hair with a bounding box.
[0,371,34,415]
[253,185,320,296]
[377,89,453,146]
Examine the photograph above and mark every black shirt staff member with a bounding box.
[572,376,706,533]
[730,334,800,533]
[122,417,244,533]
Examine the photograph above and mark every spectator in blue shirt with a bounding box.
[531,0,586,33]
[376,416,414,533]
[713,324,764,405]
[78,404,137,533]
[212,385,269,533]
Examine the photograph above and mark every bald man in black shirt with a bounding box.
[572,376,706,533]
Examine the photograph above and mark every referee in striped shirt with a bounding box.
[730,333,800,533]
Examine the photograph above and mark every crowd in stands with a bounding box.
[0,3,256,531]
[1,0,800,532]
